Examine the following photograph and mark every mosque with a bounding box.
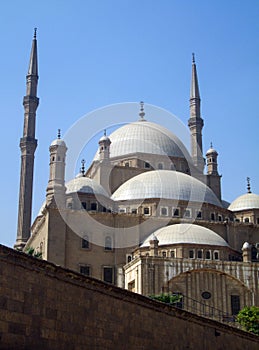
[15,31,259,321]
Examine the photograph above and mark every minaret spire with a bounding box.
[15,30,40,250]
[247,177,251,193]
[188,53,204,172]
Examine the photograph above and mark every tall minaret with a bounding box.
[188,53,204,172]
[15,29,39,250]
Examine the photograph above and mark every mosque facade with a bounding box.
[15,32,259,321]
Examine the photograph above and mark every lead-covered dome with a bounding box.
[141,223,229,247]
[66,176,109,197]
[111,170,222,207]
[95,120,190,160]
[228,193,259,211]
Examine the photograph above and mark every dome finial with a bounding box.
[57,129,61,139]
[247,177,251,193]
[104,129,106,136]
[81,159,86,176]
[210,142,213,148]
[139,101,146,121]
[34,28,37,39]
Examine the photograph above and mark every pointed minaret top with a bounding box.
[27,28,38,77]
[139,101,146,121]
[247,177,251,193]
[190,53,200,100]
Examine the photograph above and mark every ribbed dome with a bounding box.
[141,224,229,247]
[94,121,189,160]
[228,193,259,211]
[111,170,222,207]
[66,176,109,197]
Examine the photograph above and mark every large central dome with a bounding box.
[95,120,189,160]
[111,170,222,207]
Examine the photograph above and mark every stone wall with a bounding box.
[0,244,258,350]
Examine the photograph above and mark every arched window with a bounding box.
[82,235,89,249]
[211,213,215,221]
[205,251,211,259]
[197,250,202,259]
[105,236,112,251]
[161,207,168,216]
[158,163,163,169]
[214,251,219,260]
[189,250,194,259]
[173,208,180,217]
[144,207,150,215]
[91,202,97,211]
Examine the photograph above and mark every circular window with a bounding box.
[201,291,211,300]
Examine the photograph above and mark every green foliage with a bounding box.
[25,247,42,259]
[149,293,182,305]
[237,306,259,336]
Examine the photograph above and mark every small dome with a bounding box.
[206,147,217,156]
[141,224,229,247]
[228,193,259,211]
[94,120,190,160]
[50,138,66,147]
[242,242,251,250]
[99,135,111,143]
[149,233,158,242]
[66,176,109,197]
[111,170,222,207]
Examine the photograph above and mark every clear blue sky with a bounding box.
[0,0,258,247]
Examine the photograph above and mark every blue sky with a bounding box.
[0,0,258,247]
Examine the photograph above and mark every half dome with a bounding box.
[141,223,229,247]
[66,176,109,197]
[228,193,259,211]
[111,170,222,207]
[95,120,190,160]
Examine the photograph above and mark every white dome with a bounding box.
[50,138,66,147]
[111,170,222,207]
[66,176,109,197]
[94,120,190,160]
[206,147,217,155]
[228,193,259,211]
[242,242,251,250]
[141,224,229,247]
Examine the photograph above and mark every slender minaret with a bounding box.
[46,129,67,205]
[188,53,204,172]
[206,143,219,175]
[15,29,39,249]
[98,129,111,161]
